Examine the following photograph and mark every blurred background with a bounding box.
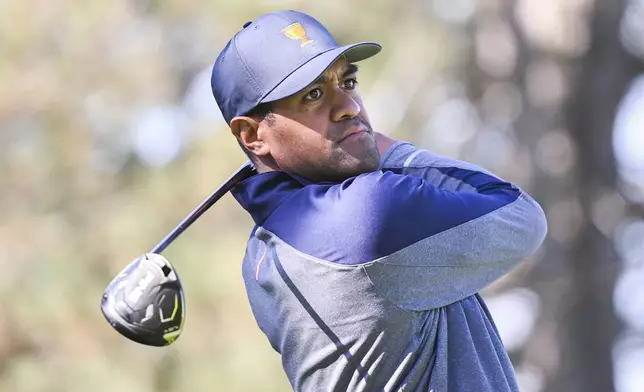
[1,0,643,391]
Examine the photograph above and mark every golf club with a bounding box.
[100,161,256,346]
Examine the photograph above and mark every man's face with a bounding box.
[257,57,381,182]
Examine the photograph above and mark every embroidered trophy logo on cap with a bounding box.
[282,22,314,47]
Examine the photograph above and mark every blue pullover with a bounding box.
[231,141,548,391]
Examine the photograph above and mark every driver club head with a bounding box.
[101,253,185,347]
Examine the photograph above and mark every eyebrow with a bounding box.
[312,63,359,85]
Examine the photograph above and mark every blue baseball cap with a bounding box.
[211,10,381,125]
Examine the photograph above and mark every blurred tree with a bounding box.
[499,0,642,391]
[456,0,643,391]
[550,0,643,390]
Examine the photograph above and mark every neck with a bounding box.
[252,156,280,174]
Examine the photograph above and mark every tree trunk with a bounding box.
[549,0,641,390]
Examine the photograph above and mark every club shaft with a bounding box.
[150,161,256,254]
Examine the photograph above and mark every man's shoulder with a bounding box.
[268,170,407,221]
[256,167,444,266]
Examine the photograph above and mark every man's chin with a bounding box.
[336,139,380,169]
[339,155,381,179]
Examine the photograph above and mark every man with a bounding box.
[211,10,547,392]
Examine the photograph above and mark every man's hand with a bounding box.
[375,132,398,157]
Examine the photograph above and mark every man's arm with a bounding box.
[259,134,547,310]
[375,132,398,157]
[348,134,547,310]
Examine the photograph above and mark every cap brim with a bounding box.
[259,42,381,104]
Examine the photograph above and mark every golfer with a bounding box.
[211,10,547,392]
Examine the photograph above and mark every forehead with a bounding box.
[305,57,357,89]
[324,56,351,75]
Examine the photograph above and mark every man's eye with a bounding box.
[305,88,323,101]
[343,78,358,90]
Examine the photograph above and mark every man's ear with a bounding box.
[230,116,271,157]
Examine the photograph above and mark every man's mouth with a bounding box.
[339,129,369,143]
[337,120,372,143]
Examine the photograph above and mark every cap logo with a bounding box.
[282,23,313,47]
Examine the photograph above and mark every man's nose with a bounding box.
[331,88,361,122]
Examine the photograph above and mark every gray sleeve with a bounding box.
[363,142,548,311]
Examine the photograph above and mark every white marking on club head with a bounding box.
[127,271,155,304]
[141,304,155,323]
